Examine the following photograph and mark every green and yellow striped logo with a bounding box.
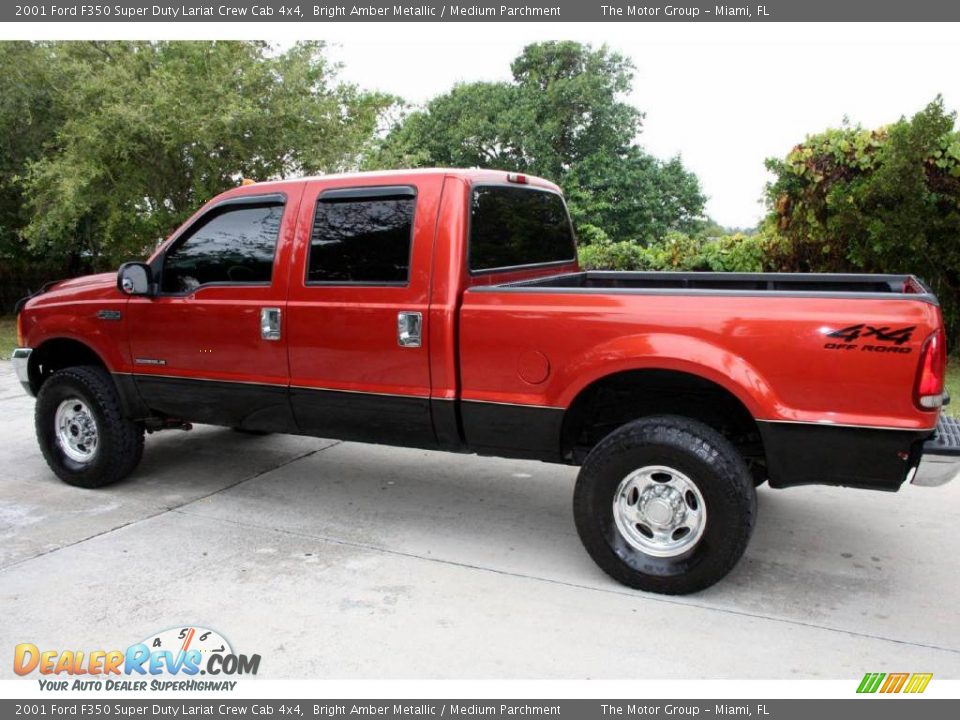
[857,672,933,694]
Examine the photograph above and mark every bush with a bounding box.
[765,97,960,337]
[578,231,767,273]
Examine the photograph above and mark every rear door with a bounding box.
[126,192,299,431]
[285,176,442,447]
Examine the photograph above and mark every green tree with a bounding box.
[372,41,705,243]
[0,42,73,310]
[371,82,522,170]
[565,149,706,243]
[14,41,395,270]
[506,39,640,181]
[765,97,960,331]
[0,44,64,259]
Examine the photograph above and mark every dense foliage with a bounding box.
[0,40,395,307]
[765,97,960,331]
[372,41,706,243]
[578,228,765,273]
[3,40,957,347]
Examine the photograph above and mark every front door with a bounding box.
[126,193,298,431]
[285,176,441,447]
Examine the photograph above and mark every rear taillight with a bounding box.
[903,277,925,294]
[915,329,947,409]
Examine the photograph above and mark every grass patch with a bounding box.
[945,363,960,418]
[0,316,17,360]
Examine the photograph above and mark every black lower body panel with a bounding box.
[132,375,298,433]
[460,400,564,462]
[290,387,438,449]
[124,374,439,449]
[121,374,565,461]
[758,420,933,491]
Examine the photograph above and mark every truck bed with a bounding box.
[485,271,934,299]
[459,266,943,469]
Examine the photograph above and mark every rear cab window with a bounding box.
[469,185,577,273]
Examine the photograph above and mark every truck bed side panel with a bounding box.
[458,289,941,488]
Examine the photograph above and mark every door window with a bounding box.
[161,202,283,294]
[307,189,415,285]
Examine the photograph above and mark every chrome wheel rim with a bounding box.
[55,397,99,464]
[613,465,706,558]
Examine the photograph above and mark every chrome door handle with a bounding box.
[261,307,282,341]
[397,311,422,348]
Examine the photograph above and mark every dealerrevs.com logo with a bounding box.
[14,626,260,692]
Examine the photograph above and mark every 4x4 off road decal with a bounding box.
[824,324,916,354]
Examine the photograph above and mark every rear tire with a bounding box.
[573,415,756,595]
[35,366,144,488]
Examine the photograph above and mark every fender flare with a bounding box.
[554,332,780,420]
[28,336,149,419]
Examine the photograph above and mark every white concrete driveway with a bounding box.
[1,364,958,678]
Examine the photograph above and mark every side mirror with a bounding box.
[117,262,153,296]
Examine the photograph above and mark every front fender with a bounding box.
[23,307,131,373]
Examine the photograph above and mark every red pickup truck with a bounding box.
[12,168,960,594]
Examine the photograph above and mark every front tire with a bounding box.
[573,415,756,595]
[35,366,144,488]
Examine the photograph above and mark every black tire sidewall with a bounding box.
[575,418,755,594]
[36,369,127,486]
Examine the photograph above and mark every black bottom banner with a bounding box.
[2,700,956,719]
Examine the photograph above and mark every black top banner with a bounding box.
[5,0,960,23]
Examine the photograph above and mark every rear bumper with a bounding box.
[11,348,33,396]
[911,416,960,487]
